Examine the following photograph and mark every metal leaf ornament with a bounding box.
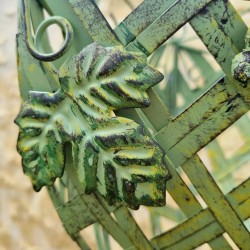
[15,43,169,209]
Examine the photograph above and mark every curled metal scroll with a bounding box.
[21,0,73,61]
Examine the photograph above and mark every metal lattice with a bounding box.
[16,0,250,249]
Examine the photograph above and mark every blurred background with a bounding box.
[0,0,250,249]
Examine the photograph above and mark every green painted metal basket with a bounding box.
[16,0,250,249]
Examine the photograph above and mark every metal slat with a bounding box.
[141,88,172,131]
[153,77,249,167]
[65,162,135,249]
[114,207,154,250]
[237,199,250,221]
[226,177,250,221]
[163,222,224,250]
[207,0,247,52]
[133,0,249,134]
[157,158,230,250]
[190,0,250,105]
[154,77,231,151]
[190,5,239,76]
[79,194,135,249]
[205,141,235,193]
[17,0,54,99]
[227,177,250,205]
[167,96,248,166]
[56,194,97,235]
[126,0,213,55]
[208,236,233,250]
[151,209,225,249]
[69,0,120,46]
[114,0,177,45]
[164,158,203,217]
[16,34,53,94]
[182,155,250,249]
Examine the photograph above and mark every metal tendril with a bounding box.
[21,0,74,62]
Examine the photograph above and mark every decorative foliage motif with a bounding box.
[15,43,169,209]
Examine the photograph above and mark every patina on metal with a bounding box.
[15,0,169,209]
[15,0,250,249]
[232,29,250,87]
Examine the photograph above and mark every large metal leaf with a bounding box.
[15,43,169,208]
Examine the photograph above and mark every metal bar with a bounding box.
[64,153,144,249]
[206,141,235,193]
[154,77,233,152]
[141,88,172,131]
[69,0,120,46]
[190,0,250,106]
[167,95,248,166]
[151,209,225,249]
[202,0,247,52]
[56,194,97,235]
[208,236,233,250]
[114,207,154,250]
[182,155,250,249]
[190,4,239,76]
[164,158,203,218]
[72,234,91,250]
[114,0,177,45]
[17,0,54,99]
[126,0,213,55]
[226,177,250,221]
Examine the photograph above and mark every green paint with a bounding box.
[126,0,213,54]
[16,0,250,249]
[15,43,169,209]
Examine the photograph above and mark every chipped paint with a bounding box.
[15,43,169,209]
